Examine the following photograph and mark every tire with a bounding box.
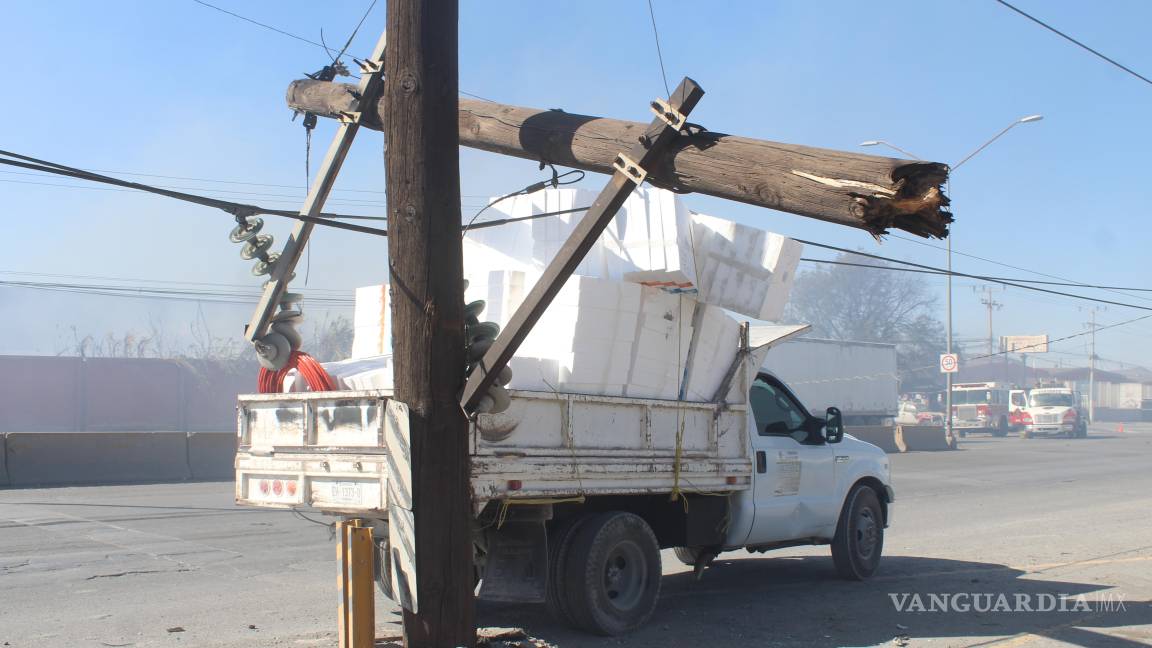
[992,417,1008,437]
[545,515,591,626]
[562,512,662,636]
[831,485,884,581]
[673,546,700,566]
[1078,421,1089,438]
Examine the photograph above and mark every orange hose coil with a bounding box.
[257,350,338,393]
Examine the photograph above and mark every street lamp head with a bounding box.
[1018,114,1043,123]
[859,140,881,146]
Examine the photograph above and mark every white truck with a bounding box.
[1019,387,1088,438]
[234,328,894,635]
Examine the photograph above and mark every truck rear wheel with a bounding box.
[562,512,662,635]
[544,515,590,626]
[992,417,1008,437]
[831,485,884,580]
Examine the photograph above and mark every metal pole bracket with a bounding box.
[650,97,686,131]
[612,153,648,185]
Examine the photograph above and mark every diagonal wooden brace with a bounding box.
[460,77,705,413]
[243,33,388,347]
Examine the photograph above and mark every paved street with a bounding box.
[2,425,1150,647]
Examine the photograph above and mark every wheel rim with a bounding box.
[854,507,878,560]
[601,540,647,611]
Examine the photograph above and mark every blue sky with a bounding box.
[1,1,1149,370]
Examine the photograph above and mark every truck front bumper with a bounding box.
[1026,423,1074,436]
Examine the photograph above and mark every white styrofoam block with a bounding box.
[325,355,394,391]
[351,285,390,358]
[464,187,802,320]
[464,187,695,289]
[689,213,803,321]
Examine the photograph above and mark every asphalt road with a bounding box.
[1,424,1150,648]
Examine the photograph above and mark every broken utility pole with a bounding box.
[383,0,474,646]
[287,79,952,239]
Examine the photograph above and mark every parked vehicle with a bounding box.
[762,337,898,426]
[950,382,1012,436]
[1020,387,1088,438]
[1008,388,1030,431]
[234,338,894,635]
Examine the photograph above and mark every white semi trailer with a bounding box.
[759,336,899,427]
[235,328,894,636]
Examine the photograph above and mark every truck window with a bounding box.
[1032,392,1075,407]
[1011,392,1027,407]
[751,379,808,440]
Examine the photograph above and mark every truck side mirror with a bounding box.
[825,407,844,443]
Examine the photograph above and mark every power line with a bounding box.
[645,0,671,97]
[0,278,354,307]
[0,269,346,294]
[794,238,1152,312]
[888,233,1152,304]
[190,0,493,101]
[993,0,1152,87]
[801,258,1152,293]
[0,166,491,198]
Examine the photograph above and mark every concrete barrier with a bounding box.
[188,432,237,481]
[845,426,901,453]
[896,425,953,452]
[4,432,191,486]
[0,434,9,487]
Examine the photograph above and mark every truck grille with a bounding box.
[957,405,979,420]
[1035,414,1059,424]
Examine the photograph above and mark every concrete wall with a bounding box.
[0,355,254,433]
[0,434,8,487]
[4,432,192,486]
[188,432,237,480]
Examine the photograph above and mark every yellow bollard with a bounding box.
[338,519,375,648]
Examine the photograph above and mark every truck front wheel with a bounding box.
[562,511,662,635]
[672,546,700,566]
[831,485,884,580]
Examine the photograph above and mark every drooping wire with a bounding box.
[462,165,585,235]
[993,0,1152,87]
[646,0,672,97]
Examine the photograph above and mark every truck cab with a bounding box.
[1019,388,1087,438]
[722,372,892,576]
[951,382,1011,436]
[1008,388,1030,431]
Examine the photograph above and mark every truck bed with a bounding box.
[235,389,752,515]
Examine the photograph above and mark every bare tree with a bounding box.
[785,253,947,390]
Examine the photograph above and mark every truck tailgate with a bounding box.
[235,391,393,514]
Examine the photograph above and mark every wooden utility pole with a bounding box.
[286,80,952,239]
[383,1,474,646]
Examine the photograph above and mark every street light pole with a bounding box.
[861,114,1042,444]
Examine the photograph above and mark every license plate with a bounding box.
[309,478,384,509]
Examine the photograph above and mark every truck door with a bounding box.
[747,376,836,544]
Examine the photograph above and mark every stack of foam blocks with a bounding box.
[338,187,802,403]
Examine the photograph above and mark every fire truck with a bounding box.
[950,382,1012,436]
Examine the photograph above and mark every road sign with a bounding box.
[1000,335,1049,354]
[940,353,959,374]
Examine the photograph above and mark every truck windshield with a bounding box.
[1032,392,1075,407]
[952,390,990,405]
